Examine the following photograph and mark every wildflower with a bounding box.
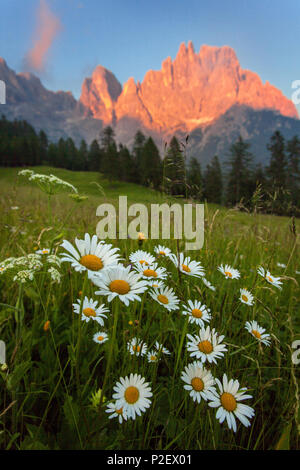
[105,402,128,423]
[73,297,109,325]
[13,270,34,283]
[43,320,50,332]
[134,262,168,281]
[149,285,180,311]
[186,326,227,364]
[239,288,254,306]
[202,277,216,291]
[129,250,156,267]
[245,320,271,346]
[169,253,205,278]
[218,264,240,280]
[257,266,282,290]
[93,331,109,344]
[154,341,171,355]
[90,388,106,409]
[154,245,172,257]
[11,206,19,211]
[60,233,121,279]
[36,248,51,255]
[182,300,211,327]
[277,263,286,268]
[93,265,148,306]
[147,351,159,363]
[208,373,255,432]
[127,337,147,357]
[112,373,152,420]
[48,267,61,283]
[181,361,216,403]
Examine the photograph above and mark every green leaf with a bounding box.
[275,423,292,450]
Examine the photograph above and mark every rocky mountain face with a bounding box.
[1,43,299,167]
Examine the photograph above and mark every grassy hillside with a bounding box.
[0,166,299,450]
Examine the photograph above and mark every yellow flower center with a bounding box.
[80,254,103,271]
[109,280,130,295]
[132,345,141,352]
[191,377,204,391]
[83,307,96,317]
[150,355,157,361]
[225,271,232,278]
[124,386,140,404]
[116,407,123,415]
[182,264,191,273]
[42,249,49,254]
[152,284,159,288]
[221,392,237,412]
[267,276,273,283]
[192,308,203,318]
[252,329,261,339]
[143,269,158,278]
[241,294,248,302]
[157,294,169,304]
[198,340,213,354]
[97,335,104,341]
[159,251,166,255]
[139,260,148,265]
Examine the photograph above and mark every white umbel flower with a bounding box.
[60,233,121,279]
[208,373,255,432]
[154,245,172,257]
[129,250,156,267]
[73,297,109,325]
[149,285,180,311]
[257,266,282,290]
[182,300,211,327]
[186,326,227,364]
[169,253,205,278]
[112,373,152,420]
[181,361,216,403]
[245,320,271,346]
[239,288,254,306]
[218,264,240,280]
[93,331,109,344]
[127,337,148,357]
[105,402,128,424]
[92,265,148,306]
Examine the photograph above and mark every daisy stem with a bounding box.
[99,297,120,411]
[75,271,88,393]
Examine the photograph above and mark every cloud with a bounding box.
[24,0,61,73]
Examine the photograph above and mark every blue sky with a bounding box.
[1,0,300,113]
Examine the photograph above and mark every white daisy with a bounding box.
[112,373,152,420]
[208,373,255,432]
[147,351,159,363]
[129,250,156,268]
[202,278,216,291]
[127,337,148,357]
[36,248,51,255]
[154,341,171,355]
[245,320,271,346]
[182,300,211,327]
[60,233,121,279]
[169,253,205,278]
[154,245,172,257]
[92,265,148,306]
[186,326,227,364]
[218,264,240,280]
[73,297,109,325]
[93,331,109,344]
[257,266,282,290]
[239,288,254,306]
[105,402,128,424]
[147,280,165,290]
[134,262,168,281]
[149,285,180,311]
[277,263,286,268]
[181,361,216,403]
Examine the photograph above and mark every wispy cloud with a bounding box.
[24,0,61,73]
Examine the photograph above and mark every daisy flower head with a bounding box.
[73,297,109,325]
[60,233,121,279]
[154,341,171,355]
[147,351,159,363]
[129,250,156,268]
[245,320,271,346]
[186,326,227,364]
[277,263,286,269]
[208,373,255,432]
[182,299,212,327]
[218,264,240,280]
[112,373,152,420]
[92,265,148,306]
[127,337,147,357]
[154,245,172,258]
[149,285,180,311]
[93,331,109,344]
[257,266,282,290]
[134,262,168,281]
[36,248,51,255]
[105,402,128,424]
[147,279,165,290]
[181,361,216,403]
[239,288,254,306]
[169,253,205,278]
[202,277,216,291]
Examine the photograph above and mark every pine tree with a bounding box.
[139,137,162,189]
[187,157,202,199]
[286,135,300,206]
[203,156,223,204]
[163,136,186,196]
[88,139,102,171]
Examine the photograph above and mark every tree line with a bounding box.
[0,114,299,215]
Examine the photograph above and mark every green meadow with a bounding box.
[0,166,299,450]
